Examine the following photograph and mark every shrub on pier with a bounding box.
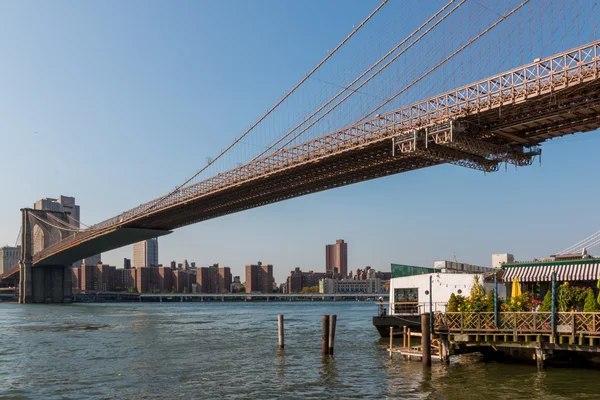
[448,293,459,312]
[503,292,533,312]
[485,290,495,312]
[539,290,553,312]
[584,289,600,312]
[558,283,587,312]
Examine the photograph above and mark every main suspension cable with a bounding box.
[131,0,388,219]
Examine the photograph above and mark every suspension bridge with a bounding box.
[2,0,600,303]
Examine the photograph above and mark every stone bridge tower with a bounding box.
[19,208,74,304]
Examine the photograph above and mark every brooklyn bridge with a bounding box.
[2,0,600,303]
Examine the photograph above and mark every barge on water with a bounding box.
[374,272,505,337]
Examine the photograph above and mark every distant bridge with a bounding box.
[70,291,389,302]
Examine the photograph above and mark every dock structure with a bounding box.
[388,312,600,369]
[434,311,600,369]
[388,323,444,362]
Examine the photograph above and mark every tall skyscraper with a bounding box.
[245,261,273,294]
[326,239,348,277]
[0,246,20,274]
[132,238,159,268]
[34,195,101,267]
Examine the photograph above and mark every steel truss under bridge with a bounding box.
[392,119,542,172]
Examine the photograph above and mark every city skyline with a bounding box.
[1,1,600,284]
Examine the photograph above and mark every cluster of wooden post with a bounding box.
[277,314,336,355]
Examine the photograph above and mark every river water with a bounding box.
[0,302,598,399]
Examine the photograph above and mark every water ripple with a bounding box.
[0,302,598,399]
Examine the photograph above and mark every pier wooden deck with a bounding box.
[387,312,600,369]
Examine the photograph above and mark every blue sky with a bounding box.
[1,0,599,283]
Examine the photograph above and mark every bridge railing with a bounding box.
[35,40,600,262]
[434,312,600,335]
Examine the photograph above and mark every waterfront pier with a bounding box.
[434,311,600,368]
[390,311,600,369]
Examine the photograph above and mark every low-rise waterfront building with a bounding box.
[354,266,391,281]
[286,267,327,293]
[319,278,385,294]
[502,256,600,297]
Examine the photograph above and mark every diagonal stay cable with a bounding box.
[127,0,389,220]
[250,0,463,162]
[558,229,600,254]
[28,212,82,233]
[47,213,82,231]
[357,0,532,123]
[14,226,22,247]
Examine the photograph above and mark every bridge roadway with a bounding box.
[29,40,600,267]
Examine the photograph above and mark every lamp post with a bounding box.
[551,269,557,341]
[429,275,433,334]
[493,274,498,327]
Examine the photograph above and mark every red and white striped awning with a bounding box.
[503,263,600,283]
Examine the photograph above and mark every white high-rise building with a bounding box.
[132,238,159,268]
[34,195,101,267]
[0,246,20,274]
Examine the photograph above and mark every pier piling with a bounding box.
[441,336,450,364]
[322,315,330,355]
[389,327,394,359]
[421,313,431,367]
[403,326,407,348]
[535,348,545,371]
[278,314,284,349]
[328,315,337,355]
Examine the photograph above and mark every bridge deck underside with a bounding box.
[35,228,171,266]
[125,80,600,231]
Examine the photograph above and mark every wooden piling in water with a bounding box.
[389,327,394,359]
[441,336,450,364]
[328,314,337,355]
[403,326,407,348]
[322,315,330,355]
[421,313,431,367]
[278,314,284,349]
[535,347,545,371]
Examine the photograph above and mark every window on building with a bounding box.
[394,288,418,302]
